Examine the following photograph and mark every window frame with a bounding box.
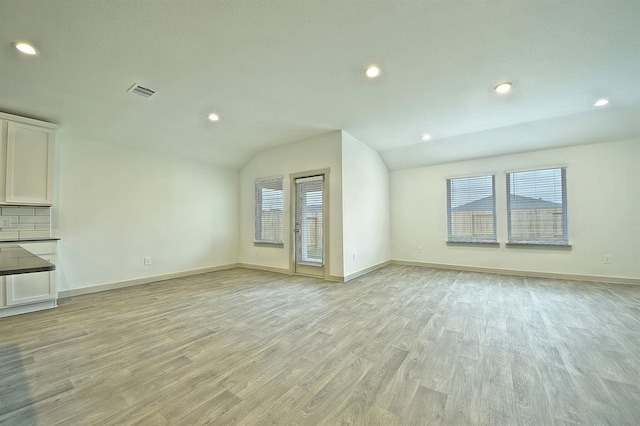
[254,176,284,246]
[446,174,497,244]
[506,167,568,246]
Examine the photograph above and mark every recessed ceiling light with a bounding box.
[593,98,609,107]
[365,65,381,78]
[12,41,38,55]
[207,113,220,122]
[494,81,512,94]
[421,133,432,141]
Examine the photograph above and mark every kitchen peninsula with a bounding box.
[0,245,55,276]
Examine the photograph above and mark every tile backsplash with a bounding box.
[0,206,51,240]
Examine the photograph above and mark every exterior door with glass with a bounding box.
[293,174,325,278]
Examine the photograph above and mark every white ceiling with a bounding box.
[1,1,639,170]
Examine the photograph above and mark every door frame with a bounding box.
[289,168,330,280]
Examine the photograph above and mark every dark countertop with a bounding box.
[0,238,60,244]
[0,245,55,276]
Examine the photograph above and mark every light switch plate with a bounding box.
[0,217,11,228]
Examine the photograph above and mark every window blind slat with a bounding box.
[507,167,568,244]
[255,177,284,243]
[296,177,324,264]
[447,175,496,242]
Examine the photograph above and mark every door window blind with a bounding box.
[255,176,283,244]
[295,175,324,264]
[507,167,567,244]
[447,175,496,242]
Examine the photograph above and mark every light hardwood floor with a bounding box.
[1,265,639,425]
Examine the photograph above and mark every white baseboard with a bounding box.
[0,300,57,318]
[58,264,238,298]
[238,261,391,283]
[343,261,392,282]
[58,259,633,300]
[392,260,640,285]
[238,260,390,283]
[236,263,291,275]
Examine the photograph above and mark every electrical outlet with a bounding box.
[417,246,423,254]
[352,252,357,261]
[0,217,11,228]
[603,255,612,265]
[144,256,152,265]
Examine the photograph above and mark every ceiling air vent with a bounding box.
[127,83,156,98]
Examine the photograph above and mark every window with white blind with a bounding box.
[507,167,568,245]
[255,176,284,244]
[447,175,497,243]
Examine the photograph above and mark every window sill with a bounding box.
[254,241,284,247]
[506,241,572,249]
[447,240,499,247]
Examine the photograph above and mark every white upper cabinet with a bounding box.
[1,113,57,206]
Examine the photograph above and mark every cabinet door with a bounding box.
[5,121,55,205]
[5,257,56,306]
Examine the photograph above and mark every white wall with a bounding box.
[390,139,640,281]
[239,132,344,278]
[55,138,239,291]
[341,132,390,278]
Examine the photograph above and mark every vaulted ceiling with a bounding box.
[2,1,639,169]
